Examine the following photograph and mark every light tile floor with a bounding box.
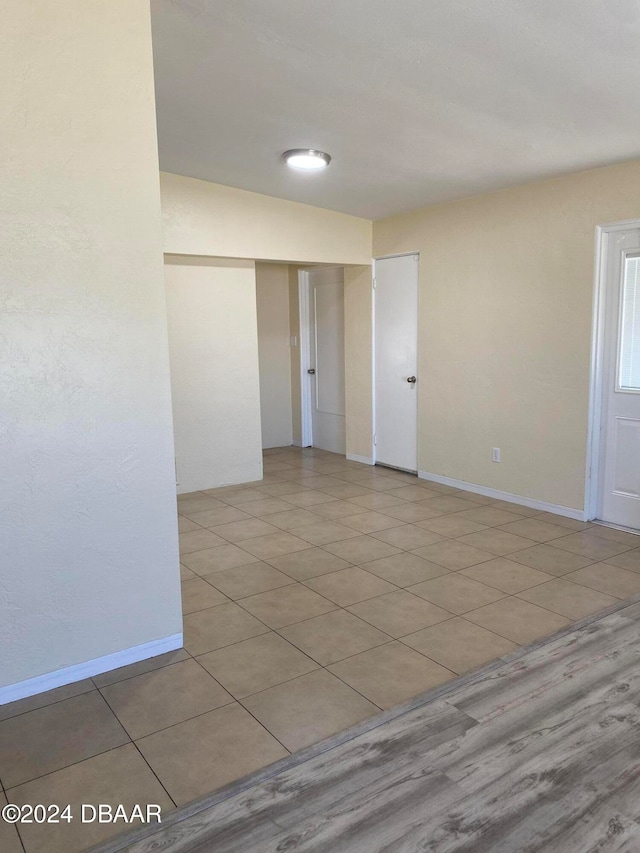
[2,446,640,852]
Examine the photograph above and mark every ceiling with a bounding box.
[151,0,640,219]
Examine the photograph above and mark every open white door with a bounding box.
[301,267,346,454]
[374,253,419,472]
[597,227,640,529]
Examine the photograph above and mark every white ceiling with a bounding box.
[151,0,640,219]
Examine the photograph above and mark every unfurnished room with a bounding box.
[2,1,640,851]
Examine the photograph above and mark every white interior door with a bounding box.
[307,267,346,454]
[374,254,419,472]
[598,228,640,529]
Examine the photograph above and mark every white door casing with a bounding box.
[596,227,640,529]
[300,267,346,454]
[374,253,419,472]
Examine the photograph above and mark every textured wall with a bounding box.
[374,159,640,510]
[165,257,263,493]
[0,0,181,691]
[256,264,294,449]
[160,172,373,264]
[344,265,374,461]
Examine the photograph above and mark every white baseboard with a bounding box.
[0,632,183,706]
[346,453,375,465]
[417,471,586,521]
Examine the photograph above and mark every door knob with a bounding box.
[307,368,316,375]
[407,376,417,383]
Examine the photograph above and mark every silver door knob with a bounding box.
[407,376,417,383]
[307,368,316,375]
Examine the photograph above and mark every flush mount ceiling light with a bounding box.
[283,149,331,171]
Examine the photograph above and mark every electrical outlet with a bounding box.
[492,447,501,463]
[290,335,298,347]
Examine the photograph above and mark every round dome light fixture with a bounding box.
[283,149,331,171]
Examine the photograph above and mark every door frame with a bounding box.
[372,251,420,470]
[298,266,345,449]
[585,218,640,522]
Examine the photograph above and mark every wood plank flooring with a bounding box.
[92,596,640,852]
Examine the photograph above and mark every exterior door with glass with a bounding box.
[598,228,640,529]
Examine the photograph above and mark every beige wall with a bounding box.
[288,266,303,445]
[1,0,181,697]
[373,159,640,510]
[165,257,263,493]
[160,172,372,265]
[256,263,293,448]
[344,266,374,461]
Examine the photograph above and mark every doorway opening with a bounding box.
[299,267,346,454]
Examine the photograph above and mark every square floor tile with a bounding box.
[464,597,570,645]
[371,524,445,550]
[265,508,325,530]
[340,511,406,534]
[0,679,95,723]
[303,567,397,606]
[329,642,454,710]
[186,506,252,528]
[180,562,196,580]
[309,499,366,518]
[460,558,553,594]
[507,544,595,576]
[412,540,494,570]
[604,548,640,573]
[100,659,232,740]
[0,692,128,788]
[205,562,293,599]
[319,483,373,499]
[178,529,227,555]
[385,485,435,502]
[181,577,229,614]
[361,553,451,587]
[454,507,527,526]
[517,578,619,620]
[564,564,640,599]
[551,532,635,561]
[93,649,191,688]
[177,495,227,516]
[137,704,288,806]
[533,513,594,531]
[281,491,337,508]
[181,544,260,575]
[238,531,311,559]
[211,518,281,543]
[293,521,361,546]
[378,502,445,522]
[240,497,295,516]
[239,583,336,628]
[216,488,265,506]
[589,527,640,547]
[417,516,489,537]
[178,515,202,533]
[419,496,480,513]
[6,744,173,853]
[402,617,517,674]
[253,481,310,496]
[322,535,402,564]
[408,573,506,614]
[346,492,407,511]
[268,547,353,580]
[497,518,571,543]
[183,602,269,655]
[197,633,319,698]
[241,669,378,751]
[456,529,537,556]
[278,609,390,666]
[348,590,452,637]
[0,791,21,853]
